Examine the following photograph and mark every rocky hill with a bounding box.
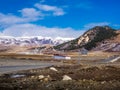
[54,26,120,52]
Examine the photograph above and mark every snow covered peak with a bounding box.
[0,36,73,46]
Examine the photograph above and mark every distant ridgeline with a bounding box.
[54,26,120,52]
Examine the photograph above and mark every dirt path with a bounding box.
[0,59,60,74]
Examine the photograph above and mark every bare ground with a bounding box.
[0,63,120,90]
[0,52,120,90]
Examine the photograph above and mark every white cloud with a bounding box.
[35,4,65,16]
[19,8,43,19]
[0,13,112,39]
[0,2,69,39]
[84,22,110,30]
[0,3,66,28]
[0,23,84,38]
[0,13,26,25]
[0,12,42,28]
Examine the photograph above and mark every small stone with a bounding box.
[62,75,72,81]
[38,75,44,79]
[50,67,58,72]
[31,76,35,78]
[101,81,106,84]
[83,79,86,82]
[46,75,50,78]
[44,78,49,82]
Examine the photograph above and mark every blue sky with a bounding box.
[0,0,120,38]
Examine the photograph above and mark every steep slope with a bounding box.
[93,30,120,52]
[54,26,119,51]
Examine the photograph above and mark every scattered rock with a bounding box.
[62,75,72,81]
[46,75,50,78]
[44,78,49,82]
[101,81,106,84]
[31,76,35,78]
[50,67,58,72]
[38,75,44,79]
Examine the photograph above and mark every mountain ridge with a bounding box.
[0,36,73,47]
[54,26,120,52]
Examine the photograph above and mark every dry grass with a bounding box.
[0,51,119,62]
[0,53,53,61]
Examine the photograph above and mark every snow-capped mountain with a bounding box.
[0,36,74,46]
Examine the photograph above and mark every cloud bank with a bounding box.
[0,23,85,38]
[0,2,72,38]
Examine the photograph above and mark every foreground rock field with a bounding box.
[0,64,120,90]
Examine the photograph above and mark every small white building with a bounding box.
[53,54,71,60]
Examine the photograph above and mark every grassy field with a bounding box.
[0,53,53,61]
[0,51,119,60]
[0,51,119,65]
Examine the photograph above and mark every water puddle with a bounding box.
[11,74,25,78]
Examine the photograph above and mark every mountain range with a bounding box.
[0,26,120,53]
[0,36,73,47]
[0,36,73,53]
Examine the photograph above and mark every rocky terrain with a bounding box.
[0,64,120,90]
[55,26,120,52]
[93,30,120,52]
